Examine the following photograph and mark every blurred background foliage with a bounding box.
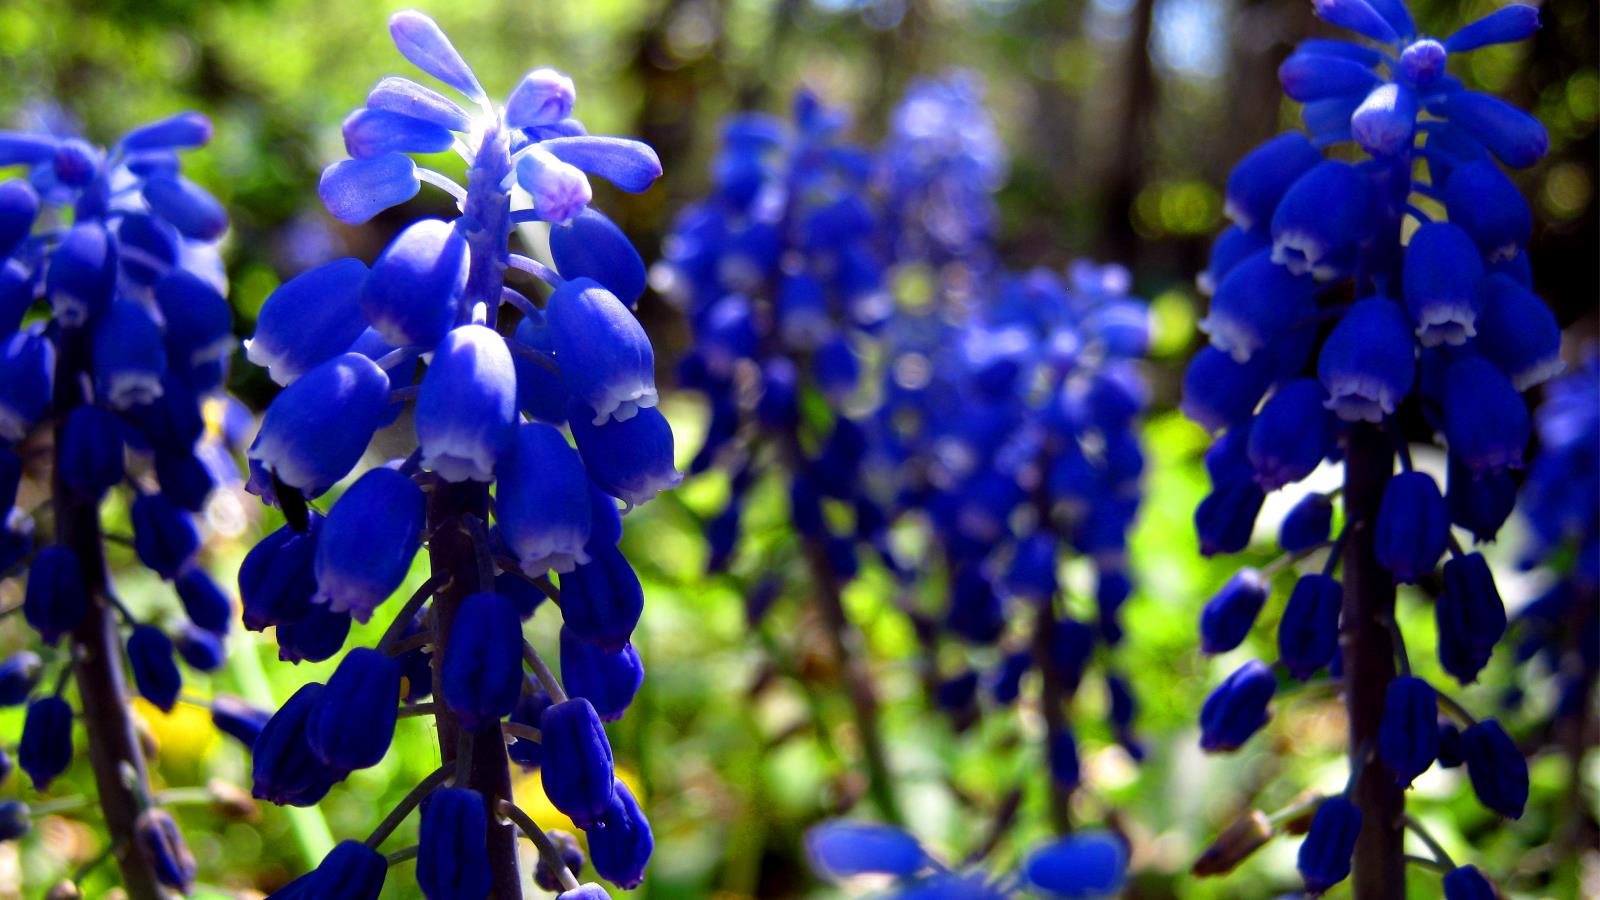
[0,0,1594,897]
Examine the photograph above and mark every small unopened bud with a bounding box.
[44,880,83,900]
[206,778,261,822]
[1192,809,1273,877]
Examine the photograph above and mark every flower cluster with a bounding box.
[805,819,1127,899]
[1183,0,1552,893]
[0,106,243,890]
[240,11,670,898]
[0,109,238,892]
[662,73,1148,843]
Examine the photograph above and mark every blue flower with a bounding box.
[1461,718,1526,818]
[308,648,402,771]
[1022,831,1128,899]
[1375,471,1449,582]
[247,353,393,499]
[359,219,469,351]
[1316,296,1416,423]
[314,466,425,621]
[1442,864,1498,900]
[534,829,587,892]
[0,652,41,706]
[24,546,89,646]
[1436,553,1506,685]
[557,543,645,653]
[559,628,643,723]
[1199,568,1268,655]
[1248,378,1336,488]
[540,698,616,830]
[252,683,347,807]
[1200,659,1275,753]
[131,492,200,579]
[1278,573,1343,680]
[1402,223,1483,347]
[19,695,72,789]
[1297,795,1361,894]
[127,625,182,712]
[1442,356,1528,475]
[58,406,125,501]
[588,779,653,890]
[279,840,387,900]
[1280,492,1334,552]
[416,787,492,900]
[416,324,517,482]
[1378,675,1438,787]
[135,808,197,894]
[805,821,928,879]
[244,258,371,386]
[239,520,321,631]
[440,592,523,730]
[496,423,592,575]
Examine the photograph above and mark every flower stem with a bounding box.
[52,328,165,900]
[1341,423,1408,898]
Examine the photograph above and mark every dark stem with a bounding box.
[1029,598,1074,835]
[52,329,165,900]
[428,480,522,899]
[1341,424,1407,898]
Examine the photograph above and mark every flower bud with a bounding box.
[1437,719,1464,767]
[497,423,592,575]
[1473,274,1562,391]
[175,566,233,635]
[59,406,125,501]
[1442,864,1499,900]
[507,68,576,128]
[0,180,39,262]
[1048,727,1080,789]
[989,652,1031,706]
[276,601,353,665]
[46,223,115,327]
[1446,457,1515,544]
[128,625,182,712]
[314,466,425,621]
[239,519,321,631]
[1192,810,1273,877]
[1224,133,1323,232]
[308,648,401,771]
[560,628,643,723]
[549,208,646,308]
[534,829,586,891]
[1280,492,1334,553]
[1196,479,1266,557]
[1200,659,1275,753]
[25,546,89,646]
[559,885,610,900]
[135,808,197,894]
[1270,160,1371,281]
[1403,222,1483,348]
[1352,83,1418,157]
[589,779,654,890]
[1200,250,1318,364]
[805,820,927,879]
[252,683,346,807]
[131,493,199,579]
[1378,675,1438,787]
[1200,568,1268,655]
[0,651,41,706]
[1278,573,1342,680]
[558,544,645,652]
[0,328,54,441]
[388,9,484,101]
[516,146,593,224]
[175,624,225,672]
[1437,552,1506,685]
[20,695,73,790]
[211,694,271,748]
[540,698,616,829]
[1022,831,1128,898]
[1442,356,1528,476]
[284,840,387,900]
[416,787,492,900]
[1181,346,1273,434]
[946,567,1004,644]
[0,799,29,841]
[1462,718,1526,818]
[1297,795,1361,894]
[1375,471,1449,583]
[1443,161,1531,262]
[441,592,523,730]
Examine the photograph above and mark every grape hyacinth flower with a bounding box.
[1185,2,1551,895]
[0,108,236,894]
[660,74,1149,841]
[245,11,669,896]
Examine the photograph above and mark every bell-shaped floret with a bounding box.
[246,258,371,386]
[416,787,492,900]
[416,324,517,482]
[547,278,656,426]
[127,625,182,711]
[1317,296,1415,423]
[239,518,322,631]
[252,683,347,807]
[1378,675,1438,787]
[497,422,592,575]
[19,696,72,790]
[142,175,227,241]
[557,543,644,652]
[1022,831,1128,899]
[314,466,424,621]
[1297,795,1362,894]
[0,181,39,261]
[1200,568,1269,655]
[1375,471,1450,582]
[0,329,52,441]
[59,405,125,501]
[1270,160,1372,280]
[1436,552,1506,684]
[1443,160,1531,262]
[247,353,392,498]
[1352,83,1419,157]
[1280,492,1334,552]
[570,406,680,509]
[1442,356,1529,475]
[549,209,647,309]
[1200,249,1318,363]
[1461,718,1527,818]
[1248,378,1337,489]
[1472,274,1562,390]
[588,780,654,890]
[1402,223,1483,347]
[47,223,115,327]
[360,218,469,351]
